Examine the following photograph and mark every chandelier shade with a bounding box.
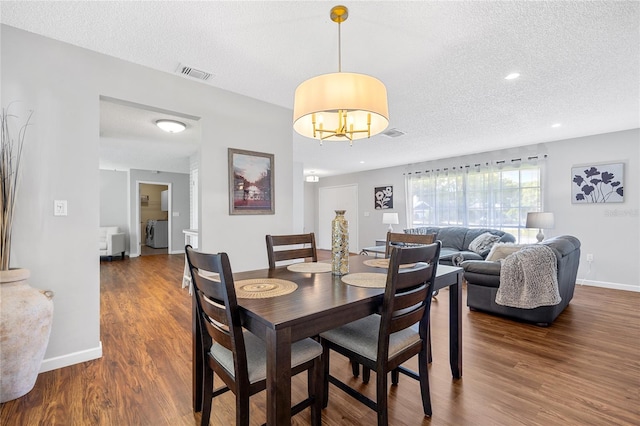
[292,5,389,144]
[293,72,389,142]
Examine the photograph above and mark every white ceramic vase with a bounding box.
[0,268,54,403]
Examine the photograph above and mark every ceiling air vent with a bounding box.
[382,128,406,138]
[176,64,213,81]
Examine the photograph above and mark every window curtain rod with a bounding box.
[403,154,548,175]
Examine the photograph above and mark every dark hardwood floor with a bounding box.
[1,253,639,425]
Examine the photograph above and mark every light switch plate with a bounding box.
[54,200,68,216]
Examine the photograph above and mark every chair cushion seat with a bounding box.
[210,330,322,384]
[320,314,420,362]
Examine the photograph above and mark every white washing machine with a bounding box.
[146,220,168,248]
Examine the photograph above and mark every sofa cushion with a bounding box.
[404,227,440,236]
[438,249,482,266]
[461,260,502,288]
[404,226,516,264]
[462,260,502,275]
[485,243,529,261]
[468,232,501,255]
[99,226,120,242]
[435,227,467,251]
[541,235,581,258]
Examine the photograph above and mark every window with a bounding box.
[406,164,543,243]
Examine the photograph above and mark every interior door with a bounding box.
[318,184,358,252]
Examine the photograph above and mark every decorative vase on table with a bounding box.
[331,210,349,276]
[0,268,54,403]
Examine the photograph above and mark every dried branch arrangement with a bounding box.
[1,106,32,270]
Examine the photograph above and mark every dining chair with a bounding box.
[351,231,437,379]
[185,245,323,426]
[265,232,318,268]
[384,231,437,258]
[320,242,441,425]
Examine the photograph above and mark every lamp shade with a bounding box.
[293,72,389,141]
[382,212,399,225]
[526,212,555,229]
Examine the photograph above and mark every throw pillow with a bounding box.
[468,232,501,255]
[485,243,528,261]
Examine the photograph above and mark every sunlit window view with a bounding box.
[406,165,543,243]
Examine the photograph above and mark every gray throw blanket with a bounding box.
[496,245,560,309]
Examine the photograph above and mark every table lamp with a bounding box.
[526,212,555,243]
[382,212,399,232]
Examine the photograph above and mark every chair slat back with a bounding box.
[199,294,233,349]
[385,232,437,258]
[266,233,318,268]
[185,246,249,382]
[379,242,441,358]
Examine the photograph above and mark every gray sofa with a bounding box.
[405,226,516,265]
[462,235,581,326]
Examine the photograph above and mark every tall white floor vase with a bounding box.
[0,268,54,403]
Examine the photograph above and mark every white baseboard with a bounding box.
[39,341,103,373]
[170,250,184,255]
[578,279,639,292]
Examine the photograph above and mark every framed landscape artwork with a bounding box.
[571,162,624,204]
[228,148,275,215]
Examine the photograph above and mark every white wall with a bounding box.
[99,170,130,252]
[545,130,639,289]
[315,167,407,248]
[292,162,304,234]
[317,129,639,291]
[303,181,317,234]
[2,25,295,370]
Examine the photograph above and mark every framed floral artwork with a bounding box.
[571,162,624,204]
[374,186,393,209]
[228,148,275,214]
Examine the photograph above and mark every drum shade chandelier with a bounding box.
[293,5,389,145]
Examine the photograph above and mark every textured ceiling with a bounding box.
[2,1,639,176]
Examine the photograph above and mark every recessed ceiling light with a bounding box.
[360,161,365,164]
[551,123,562,128]
[156,119,186,133]
[505,73,520,80]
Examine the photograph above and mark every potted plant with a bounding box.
[0,104,54,403]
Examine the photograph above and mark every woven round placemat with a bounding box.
[363,258,417,269]
[234,278,298,299]
[341,273,387,288]
[286,262,332,273]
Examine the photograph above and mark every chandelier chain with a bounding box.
[337,20,342,72]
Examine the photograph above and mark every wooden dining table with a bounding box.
[192,255,463,425]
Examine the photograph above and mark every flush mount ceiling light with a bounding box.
[293,5,389,146]
[305,170,320,182]
[505,72,520,80]
[156,119,186,133]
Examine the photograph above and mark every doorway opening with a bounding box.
[138,182,171,256]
